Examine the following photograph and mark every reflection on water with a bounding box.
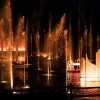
[67,71,100,99]
[67,71,100,87]
[67,72,80,86]
[13,57,66,90]
[13,67,29,89]
[1,54,100,100]
[13,57,100,89]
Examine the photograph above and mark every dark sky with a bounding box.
[11,0,69,31]
[0,0,99,33]
[10,0,100,33]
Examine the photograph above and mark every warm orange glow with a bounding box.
[0,81,9,83]
[37,54,40,57]
[22,85,30,89]
[12,48,16,51]
[9,57,12,61]
[80,81,85,87]
[18,48,25,51]
[13,91,17,94]
[72,62,80,66]
[47,56,51,60]
[0,47,25,51]
[80,77,85,82]
[0,48,10,51]
[42,54,48,57]
[80,81,100,87]
[18,56,25,63]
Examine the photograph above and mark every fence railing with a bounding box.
[1,84,100,99]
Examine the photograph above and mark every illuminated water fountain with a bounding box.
[67,14,73,62]
[0,0,29,90]
[35,30,40,57]
[13,15,29,89]
[41,14,67,85]
[35,30,43,70]
[32,14,67,85]
[80,27,100,83]
[44,14,67,60]
[14,16,25,64]
[0,0,13,89]
[0,0,67,91]
[66,14,74,71]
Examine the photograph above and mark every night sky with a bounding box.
[0,0,94,37]
[10,0,100,32]
[0,0,99,33]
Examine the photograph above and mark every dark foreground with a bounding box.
[0,91,69,100]
[1,89,100,100]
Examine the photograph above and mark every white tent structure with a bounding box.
[80,49,100,82]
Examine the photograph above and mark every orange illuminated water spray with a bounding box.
[6,0,13,90]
